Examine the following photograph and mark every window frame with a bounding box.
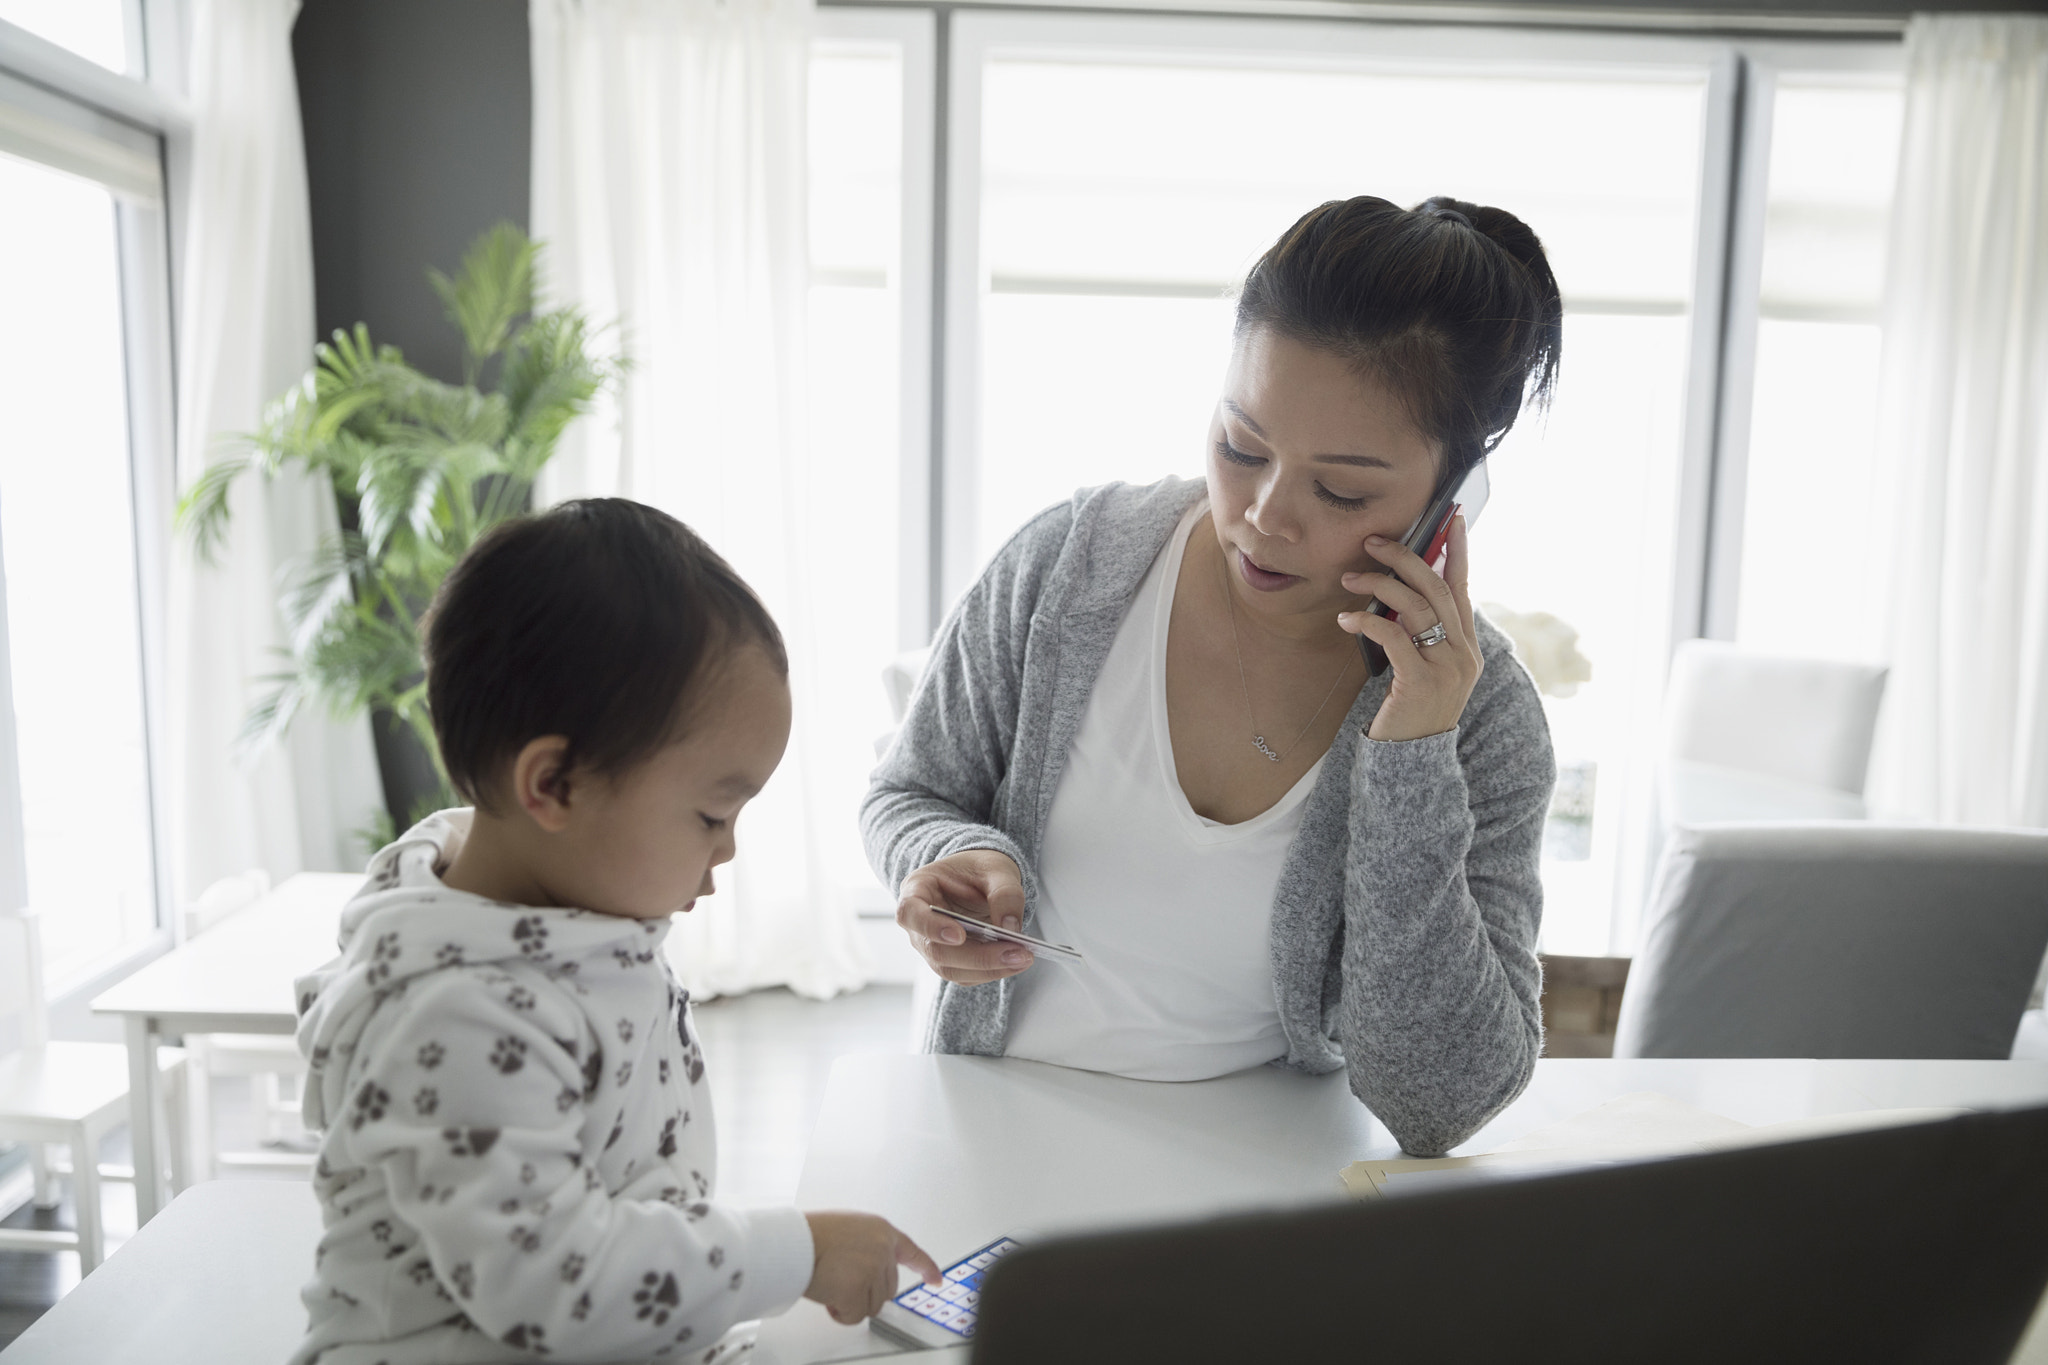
[0,4,188,996]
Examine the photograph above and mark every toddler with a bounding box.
[290,499,938,1365]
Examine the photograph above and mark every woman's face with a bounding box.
[1205,326,1443,626]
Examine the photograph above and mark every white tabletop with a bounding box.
[0,1179,321,1365]
[91,872,359,1032]
[757,1054,2048,1364]
[10,1057,2044,1365]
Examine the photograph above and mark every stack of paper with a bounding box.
[1340,1092,1961,1200]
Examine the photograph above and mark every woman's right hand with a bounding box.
[895,849,1033,984]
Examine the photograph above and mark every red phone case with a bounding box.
[1384,502,1459,626]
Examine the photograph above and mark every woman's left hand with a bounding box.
[1338,515,1484,743]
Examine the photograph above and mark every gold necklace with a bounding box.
[1220,544,1355,763]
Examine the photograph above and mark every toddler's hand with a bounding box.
[803,1210,941,1324]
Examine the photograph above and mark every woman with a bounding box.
[863,196,1561,1157]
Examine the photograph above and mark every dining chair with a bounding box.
[1613,823,2048,1060]
[0,908,186,1271]
[1661,640,1888,797]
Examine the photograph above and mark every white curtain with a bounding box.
[530,0,870,998]
[1866,14,2048,830]
[169,0,383,904]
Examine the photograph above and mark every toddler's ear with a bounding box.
[511,735,577,832]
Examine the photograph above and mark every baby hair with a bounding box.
[422,498,786,811]
[1235,195,1564,476]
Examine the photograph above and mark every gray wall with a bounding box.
[293,0,531,387]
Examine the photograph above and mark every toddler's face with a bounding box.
[555,643,792,919]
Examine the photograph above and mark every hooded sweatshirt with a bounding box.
[290,812,814,1365]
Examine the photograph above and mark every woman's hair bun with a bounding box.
[1236,194,1564,472]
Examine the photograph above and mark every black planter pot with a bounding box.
[370,705,447,832]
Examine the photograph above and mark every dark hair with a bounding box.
[422,498,787,811]
[1235,195,1563,476]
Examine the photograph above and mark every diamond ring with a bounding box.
[1410,623,1450,648]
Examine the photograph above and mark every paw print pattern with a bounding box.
[708,1246,725,1269]
[349,1082,389,1130]
[500,1198,522,1214]
[413,1087,439,1117]
[416,1041,445,1070]
[684,1202,710,1222]
[614,1060,633,1088]
[435,943,465,968]
[508,1224,540,1253]
[491,1036,528,1074]
[366,931,401,985]
[407,1259,438,1285]
[692,1169,710,1197]
[371,1218,394,1244]
[658,1058,672,1085]
[635,1271,681,1325]
[443,1127,501,1158]
[657,1117,678,1158]
[617,1018,636,1044]
[506,985,536,1012]
[658,1186,687,1207]
[520,1162,538,1185]
[512,916,550,958]
[559,1252,586,1284]
[728,1270,744,1292]
[555,1087,580,1114]
[502,1323,550,1354]
[570,1290,591,1321]
[450,1262,476,1299]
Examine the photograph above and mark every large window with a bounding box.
[0,15,176,987]
[815,12,1904,956]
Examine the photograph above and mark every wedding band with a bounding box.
[1411,623,1449,648]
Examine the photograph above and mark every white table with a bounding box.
[90,872,359,1222]
[758,1054,2048,1363]
[0,1179,321,1365]
[12,1057,2046,1364]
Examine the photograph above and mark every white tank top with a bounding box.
[1004,501,1323,1081]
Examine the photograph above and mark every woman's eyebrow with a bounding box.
[1223,400,1393,469]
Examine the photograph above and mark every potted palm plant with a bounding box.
[178,223,622,842]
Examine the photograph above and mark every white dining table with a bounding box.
[89,871,360,1222]
[10,1055,2047,1365]
[756,1053,2048,1364]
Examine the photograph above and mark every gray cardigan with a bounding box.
[861,477,1556,1156]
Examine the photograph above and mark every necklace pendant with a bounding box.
[1251,735,1281,762]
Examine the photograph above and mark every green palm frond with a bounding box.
[428,222,537,380]
[174,449,253,563]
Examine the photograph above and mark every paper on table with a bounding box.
[1339,1092,1965,1200]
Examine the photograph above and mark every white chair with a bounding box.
[1614,823,2048,1060]
[0,908,187,1272]
[179,871,317,1180]
[1661,640,1887,798]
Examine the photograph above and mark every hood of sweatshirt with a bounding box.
[296,809,672,1131]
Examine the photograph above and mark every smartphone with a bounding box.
[926,904,1083,965]
[1357,459,1490,679]
[871,1236,1024,1349]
